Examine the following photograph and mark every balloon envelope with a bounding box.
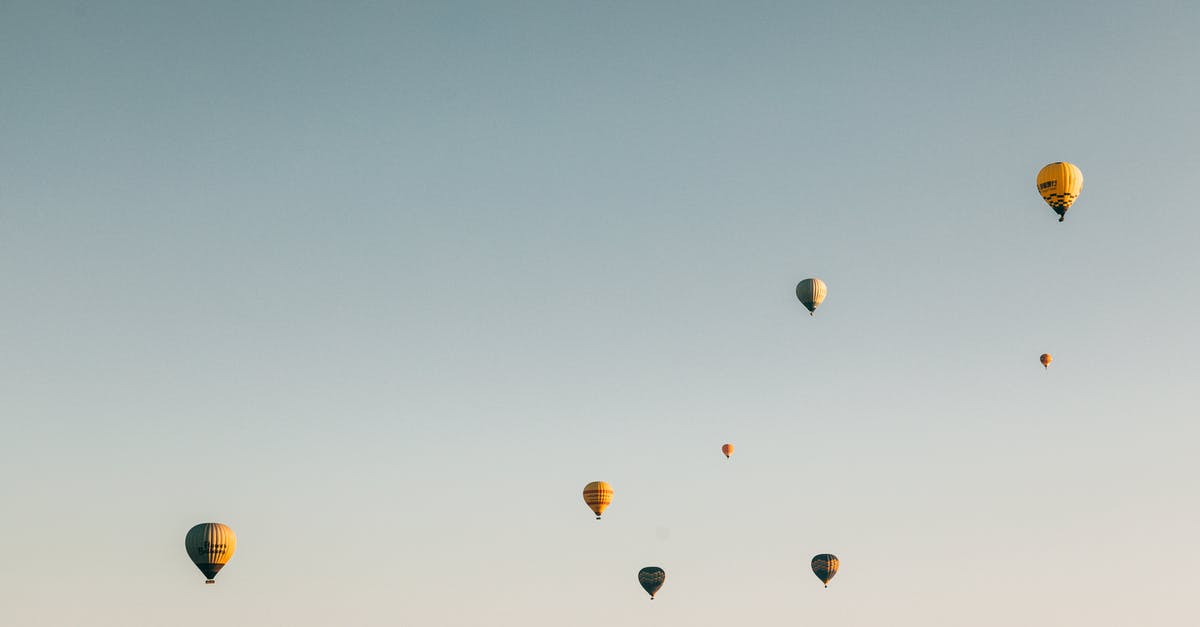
[1036,162,1083,222]
[1040,353,1052,368]
[582,481,613,519]
[796,278,827,315]
[721,443,734,458]
[811,554,839,587]
[185,523,236,583]
[638,566,666,599]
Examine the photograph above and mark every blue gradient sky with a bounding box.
[3,1,1199,625]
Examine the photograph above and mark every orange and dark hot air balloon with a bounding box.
[185,523,236,584]
[1040,353,1052,369]
[811,554,839,588]
[721,443,734,459]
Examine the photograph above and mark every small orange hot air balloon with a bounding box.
[721,443,734,459]
[1040,353,1052,369]
[582,481,613,520]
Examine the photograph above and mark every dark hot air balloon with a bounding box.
[796,279,827,316]
[638,566,666,599]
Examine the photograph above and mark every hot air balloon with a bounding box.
[1040,353,1052,369]
[583,481,613,520]
[185,523,236,584]
[721,443,734,459]
[1036,162,1083,222]
[638,566,666,599]
[811,554,838,588]
[796,278,827,316]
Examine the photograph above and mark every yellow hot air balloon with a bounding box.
[811,553,838,588]
[796,278,827,316]
[583,481,613,520]
[1040,353,1052,369]
[185,523,236,584]
[1036,162,1083,222]
[721,443,734,459]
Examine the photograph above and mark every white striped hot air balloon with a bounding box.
[185,523,236,584]
[796,278,827,316]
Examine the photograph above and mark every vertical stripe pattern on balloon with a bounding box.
[796,278,827,314]
[185,523,237,582]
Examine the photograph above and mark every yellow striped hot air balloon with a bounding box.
[582,481,613,520]
[721,443,734,459]
[811,553,838,588]
[796,278,827,316]
[1036,162,1083,222]
[1040,353,1052,369]
[185,523,236,584]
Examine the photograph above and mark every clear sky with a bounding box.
[3,1,1199,625]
